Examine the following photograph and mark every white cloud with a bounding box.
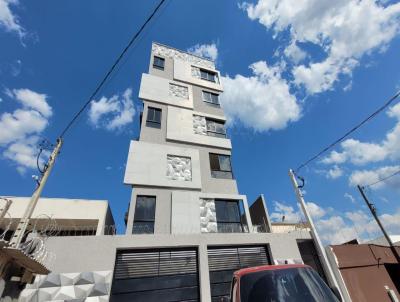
[88,88,135,131]
[7,88,52,117]
[349,165,400,188]
[188,43,218,61]
[0,0,24,37]
[344,193,356,204]
[241,0,400,94]
[306,201,326,219]
[323,103,400,166]
[221,61,301,131]
[3,136,44,174]
[284,40,307,64]
[270,201,302,222]
[0,109,47,145]
[0,88,52,173]
[327,165,343,179]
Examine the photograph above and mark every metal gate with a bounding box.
[208,245,271,302]
[111,248,199,302]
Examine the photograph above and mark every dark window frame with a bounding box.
[215,199,244,233]
[146,107,162,129]
[153,56,165,70]
[132,195,156,234]
[200,68,218,83]
[202,90,220,106]
[209,153,233,179]
[206,118,226,138]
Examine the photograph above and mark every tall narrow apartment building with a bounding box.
[118,43,315,301]
[13,43,323,302]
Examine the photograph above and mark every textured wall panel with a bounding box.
[18,271,112,302]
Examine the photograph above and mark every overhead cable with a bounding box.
[296,90,400,172]
[365,167,400,188]
[59,0,168,138]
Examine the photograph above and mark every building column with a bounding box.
[198,243,211,302]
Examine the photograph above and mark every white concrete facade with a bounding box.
[0,196,114,235]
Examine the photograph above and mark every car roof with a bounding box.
[234,264,310,278]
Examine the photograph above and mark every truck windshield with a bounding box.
[240,267,339,302]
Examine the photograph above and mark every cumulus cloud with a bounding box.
[326,165,344,179]
[187,43,218,61]
[88,88,135,131]
[270,201,302,222]
[241,0,400,94]
[0,88,52,173]
[270,199,400,244]
[284,40,307,64]
[349,165,400,188]
[221,61,301,131]
[323,103,400,166]
[0,0,24,37]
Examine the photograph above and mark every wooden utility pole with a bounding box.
[10,138,63,248]
[289,169,341,293]
[357,185,400,263]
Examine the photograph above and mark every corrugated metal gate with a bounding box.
[208,245,271,302]
[111,248,199,302]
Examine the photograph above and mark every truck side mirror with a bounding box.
[330,286,342,302]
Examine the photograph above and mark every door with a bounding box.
[111,248,199,302]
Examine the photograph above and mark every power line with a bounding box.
[59,0,168,138]
[295,89,400,172]
[365,167,400,188]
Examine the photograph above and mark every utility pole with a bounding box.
[288,169,341,293]
[357,185,400,263]
[10,138,63,249]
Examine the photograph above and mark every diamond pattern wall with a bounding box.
[18,271,112,302]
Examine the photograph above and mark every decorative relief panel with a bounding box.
[18,271,112,302]
[200,198,217,233]
[166,155,192,181]
[191,66,201,79]
[153,43,215,69]
[169,83,189,99]
[193,115,207,135]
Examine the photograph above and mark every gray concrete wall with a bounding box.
[126,187,172,235]
[249,195,272,233]
[192,85,225,117]
[44,232,311,292]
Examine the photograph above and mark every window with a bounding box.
[146,107,162,128]
[209,153,233,179]
[200,69,218,83]
[215,200,243,233]
[153,56,165,70]
[132,196,156,234]
[206,118,226,138]
[202,91,219,105]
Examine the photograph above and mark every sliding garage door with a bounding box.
[111,248,199,302]
[208,245,271,302]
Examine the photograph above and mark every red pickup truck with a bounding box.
[220,264,341,302]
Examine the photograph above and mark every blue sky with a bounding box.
[1,0,400,243]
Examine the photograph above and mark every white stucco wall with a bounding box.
[139,73,194,109]
[0,197,112,235]
[166,106,231,149]
[173,60,223,92]
[124,141,202,189]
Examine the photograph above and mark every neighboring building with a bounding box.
[11,43,326,302]
[326,243,400,302]
[0,197,115,238]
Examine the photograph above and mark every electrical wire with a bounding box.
[295,89,400,172]
[365,167,400,188]
[59,0,168,138]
